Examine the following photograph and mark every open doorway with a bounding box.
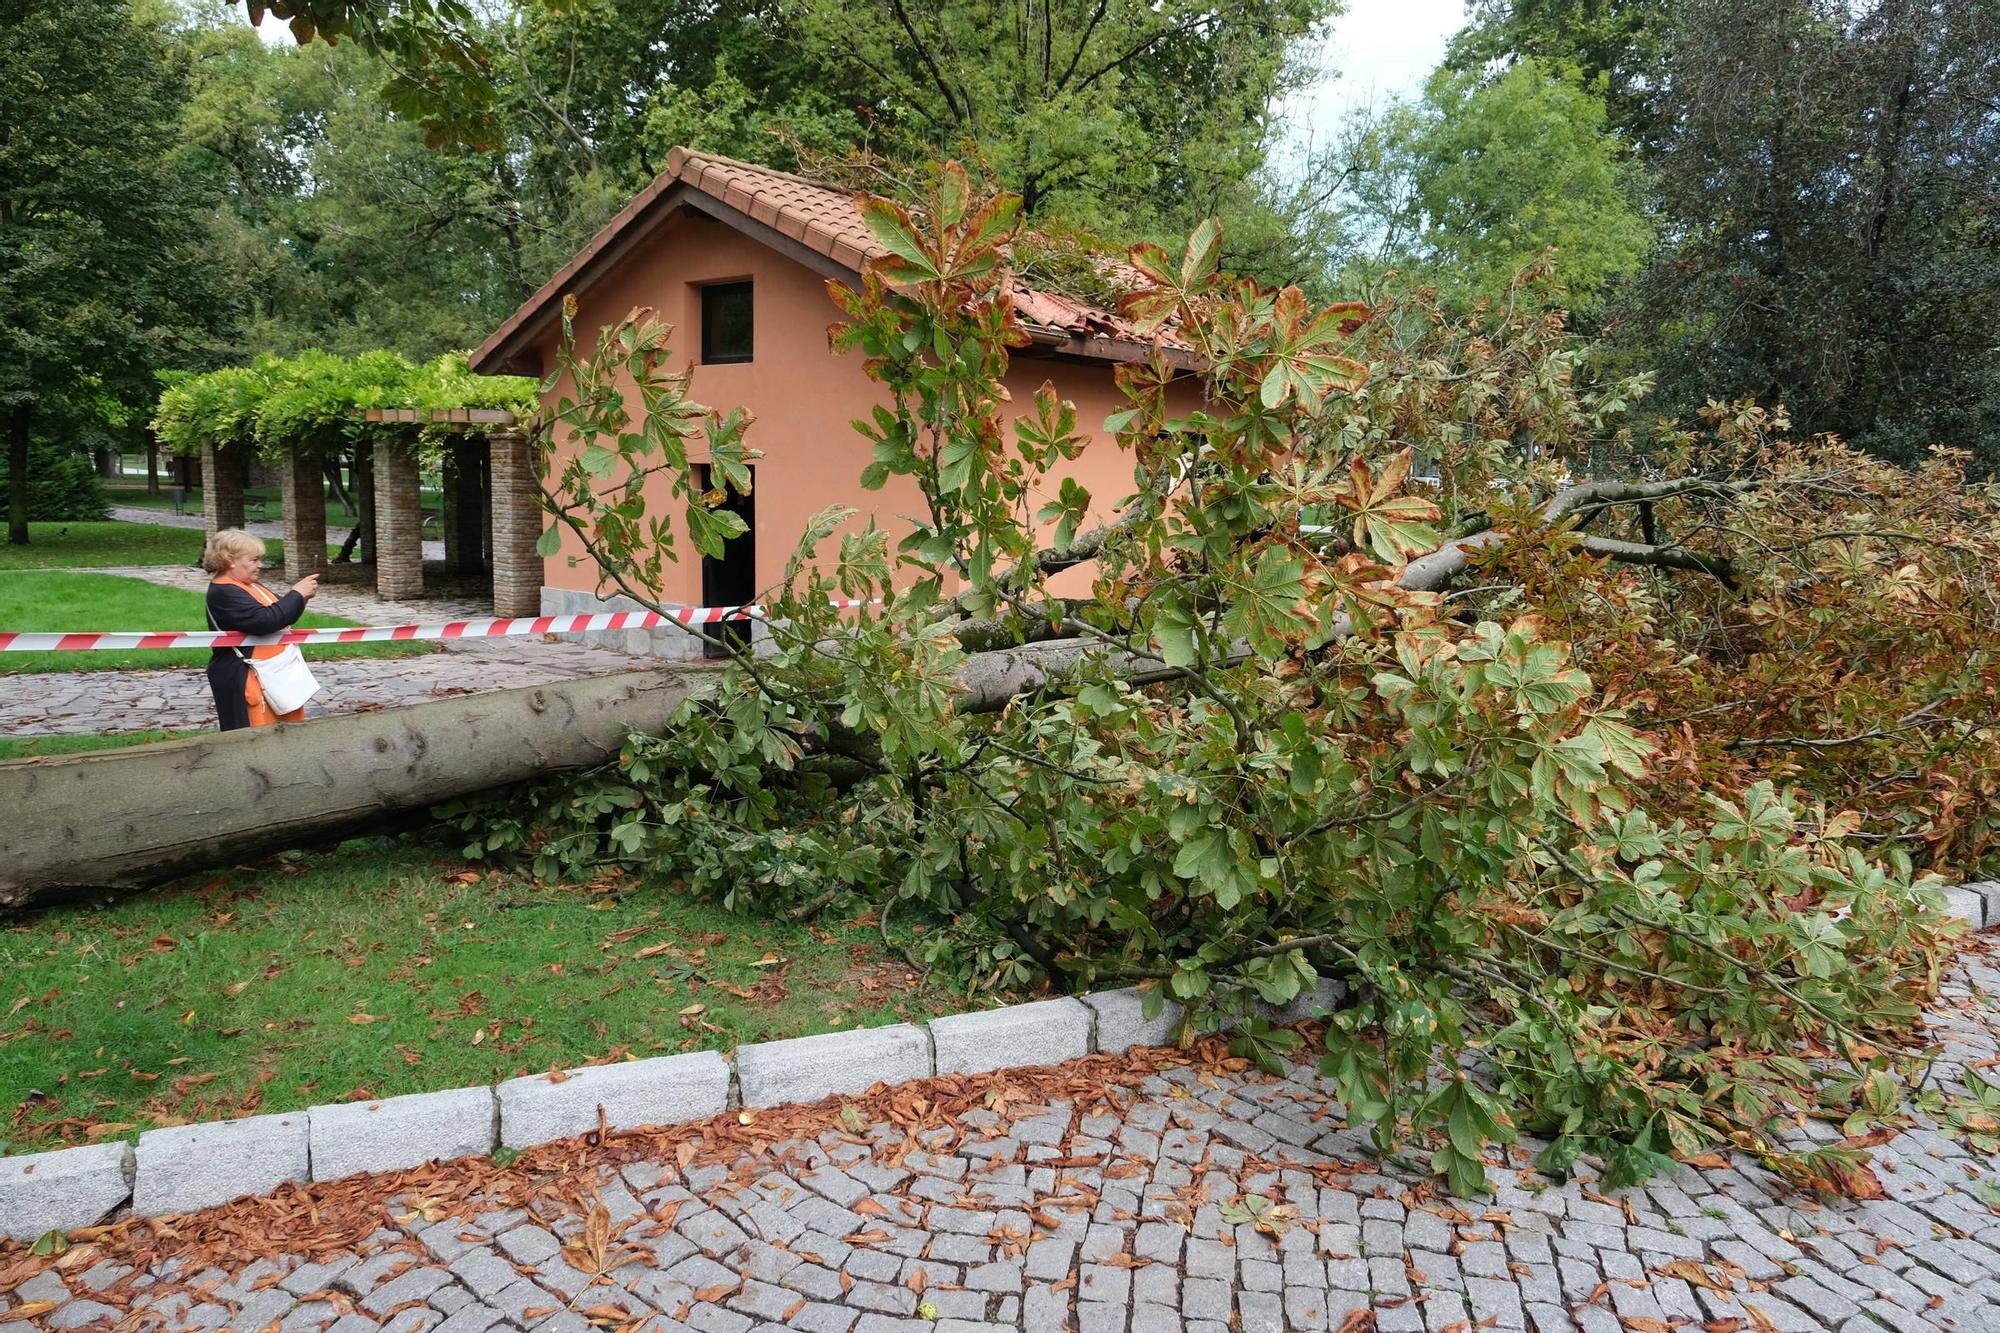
[696,464,755,658]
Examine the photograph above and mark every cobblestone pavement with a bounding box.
[3,566,659,737]
[7,952,2000,1332]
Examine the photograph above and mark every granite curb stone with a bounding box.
[736,1023,933,1108]
[497,1053,731,1149]
[1960,881,2000,927]
[930,998,1094,1076]
[1080,988,1184,1054]
[308,1087,496,1181]
[0,1142,133,1241]
[1269,976,1348,1023]
[1942,887,1987,928]
[132,1112,308,1216]
[10,879,1992,1247]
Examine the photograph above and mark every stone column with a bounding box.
[201,441,246,533]
[373,437,424,600]
[488,427,544,617]
[279,451,328,582]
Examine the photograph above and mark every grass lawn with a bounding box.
[0,522,286,571]
[0,843,963,1154]
[0,731,202,760]
[0,571,440,673]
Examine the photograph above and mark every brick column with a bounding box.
[440,443,489,574]
[279,451,327,582]
[373,437,424,600]
[488,427,544,617]
[201,441,245,533]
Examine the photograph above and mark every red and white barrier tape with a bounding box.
[0,600,876,653]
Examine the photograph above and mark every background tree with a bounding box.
[1444,0,1672,142]
[1451,0,2000,473]
[1627,0,2000,469]
[793,0,1338,239]
[0,0,232,544]
[1329,58,1652,311]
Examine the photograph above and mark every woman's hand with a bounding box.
[295,574,321,600]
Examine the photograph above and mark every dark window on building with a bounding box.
[700,281,754,364]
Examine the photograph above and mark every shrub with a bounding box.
[0,440,110,521]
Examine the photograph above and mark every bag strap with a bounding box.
[208,580,265,665]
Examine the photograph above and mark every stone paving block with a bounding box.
[498,1052,729,1147]
[0,1141,133,1241]
[1080,987,1184,1053]
[310,1087,497,1181]
[132,1111,308,1216]
[736,1024,932,1108]
[929,998,1093,1076]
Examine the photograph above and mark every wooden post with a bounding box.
[373,437,424,600]
[279,450,328,582]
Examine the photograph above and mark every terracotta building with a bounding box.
[470,148,1189,657]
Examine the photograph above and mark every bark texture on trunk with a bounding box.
[0,668,705,908]
[7,402,29,546]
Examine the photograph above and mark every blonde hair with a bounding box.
[202,529,266,575]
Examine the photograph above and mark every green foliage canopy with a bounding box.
[1,0,231,542]
[154,350,534,458]
[1330,59,1652,311]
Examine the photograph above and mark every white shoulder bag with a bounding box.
[211,589,323,715]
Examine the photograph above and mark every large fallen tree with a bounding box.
[17,166,1999,1194]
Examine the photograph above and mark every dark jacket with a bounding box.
[205,580,306,731]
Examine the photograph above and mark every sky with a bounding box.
[1279,0,1470,154]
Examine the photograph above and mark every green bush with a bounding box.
[0,441,110,521]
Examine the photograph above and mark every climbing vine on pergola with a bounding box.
[153,352,542,610]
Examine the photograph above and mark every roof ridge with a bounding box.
[672,147,850,197]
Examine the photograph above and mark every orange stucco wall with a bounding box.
[525,210,1189,605]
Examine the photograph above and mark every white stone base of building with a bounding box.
[539,585,771,660]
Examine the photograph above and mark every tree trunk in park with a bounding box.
[0,479,1745,907]
[0,668,711,909]
[147,433,161,495]
[7,402,29,545]
[0,641,1122,907]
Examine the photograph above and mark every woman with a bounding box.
[203,529,320,731]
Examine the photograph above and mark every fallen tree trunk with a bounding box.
[0,668,708,908]
[0,476,1746,907]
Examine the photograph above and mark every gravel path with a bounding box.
[7,948,2000,1332]
[2,566,660,737]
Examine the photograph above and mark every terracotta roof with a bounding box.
[470,147,1187,376]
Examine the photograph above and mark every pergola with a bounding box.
[195,408,544,617]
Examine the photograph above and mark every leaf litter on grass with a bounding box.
[0,843,960,1153]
